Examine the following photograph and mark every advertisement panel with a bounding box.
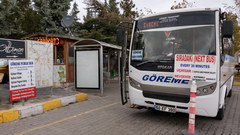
[75,50,100,89]
[174,54,217,82]
[9,60,36,101]
[0,38,26,58]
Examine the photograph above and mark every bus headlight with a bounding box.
[129,77,142,89]
[196,83,217,96]
[202,88,209,93]
[197,89,201,95]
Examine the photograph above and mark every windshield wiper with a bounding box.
[135,60,155,67]
[135,59,174,67]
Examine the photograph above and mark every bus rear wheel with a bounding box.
[227,76,234,98]
[216,107,224,120]
[227,89,232,98]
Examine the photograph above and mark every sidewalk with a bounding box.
[0,83,88,123]
[0,79,120,123]
[0,83,80,110]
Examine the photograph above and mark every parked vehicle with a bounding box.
[120,8,235,120]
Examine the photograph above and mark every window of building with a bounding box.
[54,45,65,65]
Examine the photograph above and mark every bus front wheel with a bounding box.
[216,96,226,120]
[227,89,232,98]
[216,107,224,120]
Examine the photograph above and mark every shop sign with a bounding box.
[0,39,26,58]
[29,37,60,45]
[174,54,217,82]
[9,60,36,101]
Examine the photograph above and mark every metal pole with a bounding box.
[100,46,104,95]
[124,30,128,97]
[118,50,121,85]
[108,50,110,73]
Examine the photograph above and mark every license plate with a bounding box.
[154,105,176,113]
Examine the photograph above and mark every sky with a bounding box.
[72,0,236,21]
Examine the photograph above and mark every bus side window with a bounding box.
[221,38,234,66]
[223,38,234,56]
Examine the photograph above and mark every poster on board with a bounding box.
[53,65,66,86]
[9,60,36,101]
[75,50,100,89]
[174,54,217,82]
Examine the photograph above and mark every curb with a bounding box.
[0,93,88,123]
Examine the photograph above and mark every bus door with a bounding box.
[117,28,128,105]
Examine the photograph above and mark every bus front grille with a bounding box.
[143,91,190,103]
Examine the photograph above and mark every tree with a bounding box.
[32,0,51,33]
[0,0,82,38]
[226,12,240,53]
[17,0,31,11]
[171,0,194,10]
[120,0,138,20]
[84,0,106,19]
[235,0,240,14]
[82,0,120,43]
[71,1,80,22]
[21,9,42,35]
[234,0,240,24]
[69,1,83,37]
[0,0,40,38]
[81,0,138,44]
[33,0,72,34]
[108,0,119,15]
[224,0,240,53]
[137,7,155,18]
[17,0,42,35]
[0,0,15,36]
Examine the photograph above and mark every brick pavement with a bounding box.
[0,81,239,135]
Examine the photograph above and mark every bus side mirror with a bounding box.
[222,20,233,38]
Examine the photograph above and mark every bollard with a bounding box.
[182,81,198,135]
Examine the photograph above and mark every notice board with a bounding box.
[9,60,36,101]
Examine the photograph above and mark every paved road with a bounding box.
[0,81,239,135]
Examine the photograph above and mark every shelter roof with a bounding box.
[72,39,122,50]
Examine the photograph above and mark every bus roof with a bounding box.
[136,8,220,20]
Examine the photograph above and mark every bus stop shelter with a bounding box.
[72,39,122,95]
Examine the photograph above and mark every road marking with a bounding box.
[15,102,119,135]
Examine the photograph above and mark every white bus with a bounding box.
[121,8,235,120]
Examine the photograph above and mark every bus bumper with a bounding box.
[129,85,219,117]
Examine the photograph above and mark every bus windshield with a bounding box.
[132,25,216,61]
[131,11,216,70]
